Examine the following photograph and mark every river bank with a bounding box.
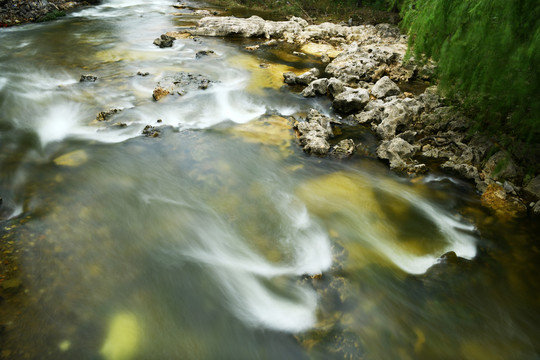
[0,0,98,26]
[164,12,540,219]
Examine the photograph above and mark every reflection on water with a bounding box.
[0,1,539,359]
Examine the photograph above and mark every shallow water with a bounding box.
[0,1,539,359]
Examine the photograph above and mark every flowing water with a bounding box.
[0,1,539,359]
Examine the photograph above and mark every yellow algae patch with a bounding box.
[295,171,443,269]
[295,171,378,215]
[165,31,192,39]
[53,150,88,167]
[300,42,341,58]
[100,312,141,360]
[230,115,294,156]
[227,54,301,94]
[268,49,308,63]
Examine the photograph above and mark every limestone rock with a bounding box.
[283,68,319,86]
[371,76,400,99]
[301,78,328,97]
[331,139,356,158]
[294,109,334,155]
[332,87,370,114]
[325,42,409,84]
[327,78,346,98]
[376,137,418,171]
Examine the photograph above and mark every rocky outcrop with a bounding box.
[190,15,405,47]
[325,42,412,84]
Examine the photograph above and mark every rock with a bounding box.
[153,34,175,48]
[326,42,409,84]
[371,76,400,99]
[481,183,527,218]
[441,161,480,182]
[331,139,356,158]
[191,15,307,39]
[283,68,319,86]
[376,137,418,171]
[327,78,345,98]
[53,150,88,167]
[137,71,150,77]
[195,50,217,59]
[1,278,21,293]
[532,201,540,216]
[156,72,213,95]
[96,108,122,122]
[524,175,540,200]
[152,87,170,101]
[482,151,521,183]
[375,100,412,140]
[80,74,97,82]
[332,87,370,114]
[142,125,160,137]
[194,9,211,16]
[301,78,328,97]
[294,109,334,155]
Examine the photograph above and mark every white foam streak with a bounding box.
[369,185,477,274]
[153,192,331,332]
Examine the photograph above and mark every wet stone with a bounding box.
[96,108,122,122]
[142,125,160,137]
[195,50,217,59]
[80,74,97,82]
[153,34,175,48]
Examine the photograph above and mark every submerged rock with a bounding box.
[53,150,88,167]
[480,183,527,219]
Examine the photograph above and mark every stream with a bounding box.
[0,1,539,359]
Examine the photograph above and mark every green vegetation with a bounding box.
[37,10,66,22]
[208,0,400,24]
[400,0,540,159]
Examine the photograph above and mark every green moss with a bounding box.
[37,10,66,23]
